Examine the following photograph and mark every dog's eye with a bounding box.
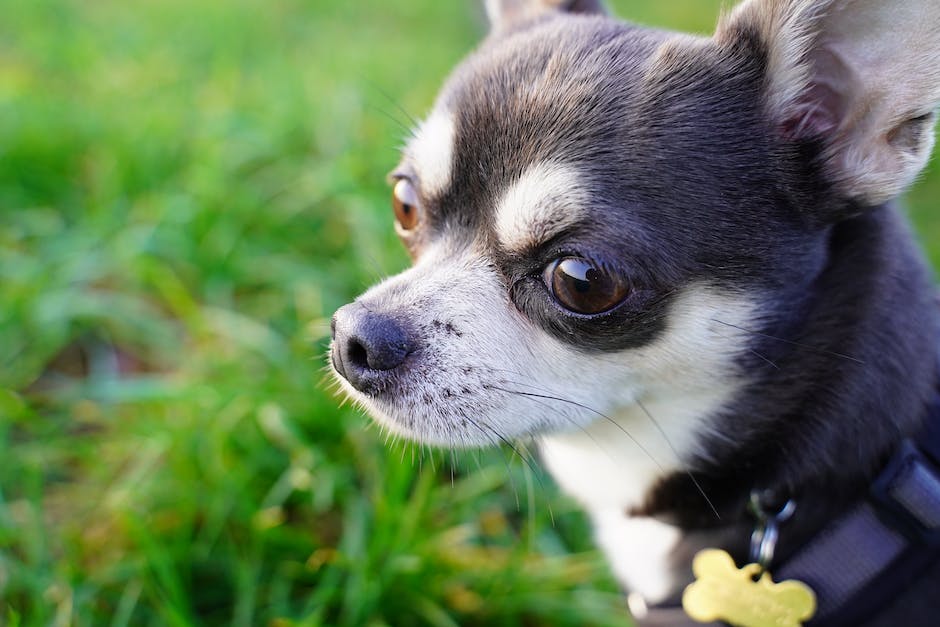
[545,257,629,315]
[392,178,420,231]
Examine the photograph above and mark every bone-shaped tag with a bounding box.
[681,549,816,627]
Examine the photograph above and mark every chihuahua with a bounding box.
[330,0,940,625]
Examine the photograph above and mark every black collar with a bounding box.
[633,389,940,627]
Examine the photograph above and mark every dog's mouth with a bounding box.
[327,272,599,446]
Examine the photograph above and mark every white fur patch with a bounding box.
[595,515,682,604]
[494,161,586,251]
[539,388,736,513]
[539,389,733,601]
[406,110,457,198]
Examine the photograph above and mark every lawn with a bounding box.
[1,1,937,625]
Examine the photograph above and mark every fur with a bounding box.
[332,0,940,623]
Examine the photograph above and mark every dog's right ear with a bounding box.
[485,0,606,33]
[719,0,940,211]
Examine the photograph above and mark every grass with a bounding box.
[0,0,937,625]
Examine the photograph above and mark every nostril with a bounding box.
[346,336,370,370]
[344,330,412,372]
[345,317,414,372]
[331,303,415,388]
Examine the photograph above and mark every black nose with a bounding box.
[331,303,415,392]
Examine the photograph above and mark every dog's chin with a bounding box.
[362,404,501,448]
[331,367,583,448]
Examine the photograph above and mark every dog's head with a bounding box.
[331,0,940,451]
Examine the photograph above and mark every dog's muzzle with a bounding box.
[331,302,415,393]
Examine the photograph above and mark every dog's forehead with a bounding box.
[403,16,670,247]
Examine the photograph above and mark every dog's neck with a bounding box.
[540,206,940,604]
[539,392,743,602]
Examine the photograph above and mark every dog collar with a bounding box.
[632,389,940,627]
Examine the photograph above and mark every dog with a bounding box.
[330,0,940,624]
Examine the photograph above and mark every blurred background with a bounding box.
[1,0,937,625]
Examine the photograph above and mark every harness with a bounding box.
[633,387,940,627]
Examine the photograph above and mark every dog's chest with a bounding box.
[538,390,734,602]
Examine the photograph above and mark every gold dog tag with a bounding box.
[682,549,816,627]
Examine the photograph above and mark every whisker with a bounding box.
[523,461,537,549]
[515,438,550,485]
[470,415,545,486]
[491,427,545,490]
[634,398,721,521]
[360,75,421,129]
[427,444,436,473]
[494,384,594,435]
[489,385,665,474]
[709,329,780,370]
[486,379,622,467]
[359,250,390,287]
[485,367,674,475]
[462,416,523,509]
[516,438,555,528]
[365,103,413,136]
[711,318,864,364]
[747,348,781,370]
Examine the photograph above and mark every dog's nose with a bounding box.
[331,303,415,391]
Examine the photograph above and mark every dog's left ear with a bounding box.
[719,0,940,209]
[485,0,607,33]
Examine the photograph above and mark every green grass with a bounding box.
[0,1,937,625]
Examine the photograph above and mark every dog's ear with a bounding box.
[719,0,940,208]
[485,0,606,33]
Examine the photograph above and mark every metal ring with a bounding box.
[749,490,796,521]
[748,493,796,571]
[755,519,780,570]
[774,499,796,523]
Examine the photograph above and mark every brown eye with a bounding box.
[392,178,420,231]
[546,257,630,315]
